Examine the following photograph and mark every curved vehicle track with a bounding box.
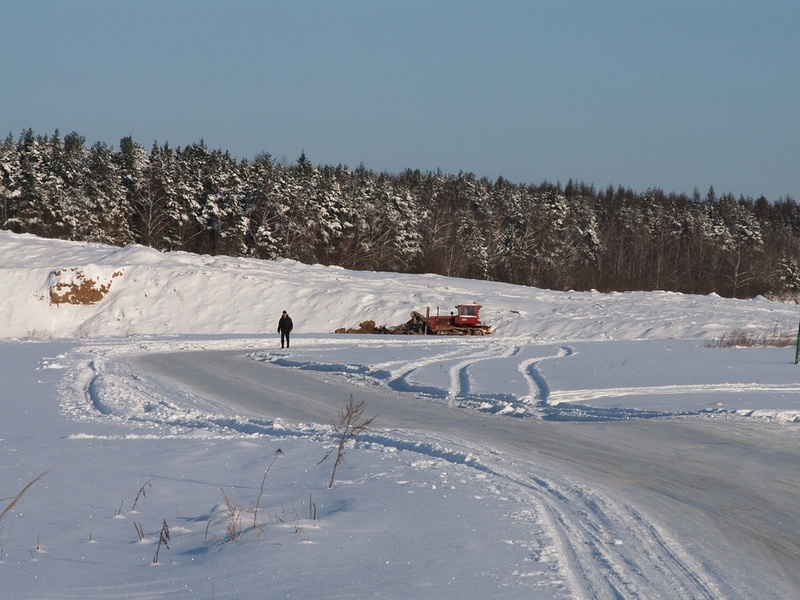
[134,346,800,599]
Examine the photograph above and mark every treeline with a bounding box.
[2,128,800,299]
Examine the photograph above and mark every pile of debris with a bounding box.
[335,311,430,335]
[336,304,492,336]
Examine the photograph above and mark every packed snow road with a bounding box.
[134,344,800,599]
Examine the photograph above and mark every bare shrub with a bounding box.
[319,395,377,488]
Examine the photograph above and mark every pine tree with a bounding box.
[117,136,149,244]
[136,142,177,250]
[241,154,284,259]
[85,141,133,245]
[7,129,60,237]
[0,132,21,228]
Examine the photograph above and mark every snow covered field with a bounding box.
[2,230,800,599]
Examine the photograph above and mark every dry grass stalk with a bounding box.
[152,519,170,564]
[253,448,282,533]
[131,480,153,512]
[220,489,244,541]
[0,470,50,525]
[707,325,795,348]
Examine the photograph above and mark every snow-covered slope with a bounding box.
[2,230,797,340]
[3,230,800,599]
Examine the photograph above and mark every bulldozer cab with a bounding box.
[454,304,482,326]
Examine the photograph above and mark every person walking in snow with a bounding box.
[277,310,293,348]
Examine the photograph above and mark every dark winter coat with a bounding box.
[278,315,293,333]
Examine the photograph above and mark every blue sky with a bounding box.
[3,1,798,200]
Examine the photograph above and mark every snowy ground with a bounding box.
[2,230,800,599]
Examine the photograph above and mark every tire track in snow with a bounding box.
[255,345,732,599]
[75,340,788,598]
[495,461,724,599]
[386,341,573,417]
[445,342,520,400]
[377,341,521,410]
[304,339,738,598]
[360,426,725,599]
[550,382,800,404]
[517,345,574,413]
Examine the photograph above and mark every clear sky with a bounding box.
[2,1,798,200]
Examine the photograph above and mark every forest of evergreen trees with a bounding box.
[2,128,800,299]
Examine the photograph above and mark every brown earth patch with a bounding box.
[49,268,123,305]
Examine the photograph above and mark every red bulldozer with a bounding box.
[415,303,492,335]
